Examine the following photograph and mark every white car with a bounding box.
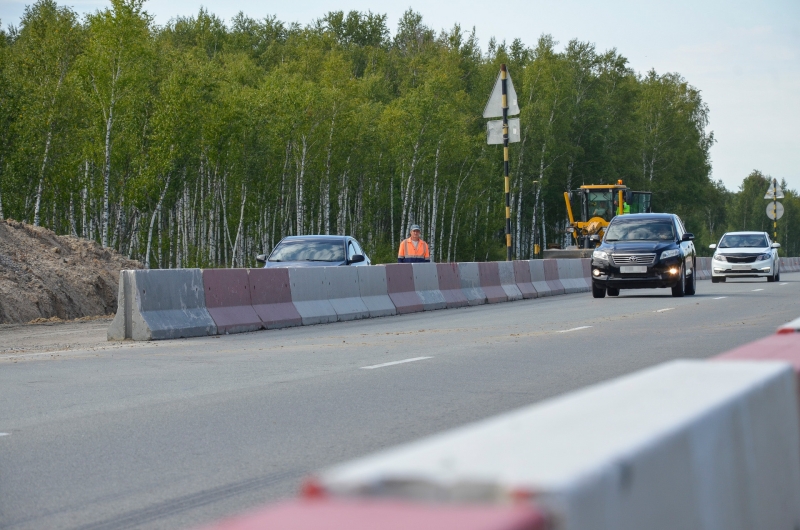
[709,231,781,283]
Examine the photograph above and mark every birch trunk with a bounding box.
[324,105,337,235]
[101,96,115,247]
[430,145,439,261]
[231,185,247,268]
[69,193,77,236]
[390,173,395,251]
[144,174,171,269]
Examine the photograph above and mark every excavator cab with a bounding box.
[564,181,651,248]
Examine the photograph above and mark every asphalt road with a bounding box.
[2,275,799,530]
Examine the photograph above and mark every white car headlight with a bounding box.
[713,253,727,262]
[592,250,608,261]
[660,249,680,260]
[756,253,770,261]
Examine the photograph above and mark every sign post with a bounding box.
[484,64,520,261]
[764,178,784,243]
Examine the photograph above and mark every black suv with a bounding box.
[590,213,696,298]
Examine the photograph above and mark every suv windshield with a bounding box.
[605,219,675,241]
[269,240,345,262]
[718,234,768,248]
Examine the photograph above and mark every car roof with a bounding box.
[721,231,768,236]
[610,213,675,221]
[279,235,350,242]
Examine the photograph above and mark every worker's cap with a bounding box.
[409,224,421,233]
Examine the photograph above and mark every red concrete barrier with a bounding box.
[385,263,424,314]
[197,498,547,530]
[436,263,469,308]
[478,262,508,304]
[248,268,302,329]
[202,269,262,334]
[542,259,565,296]
[513,260,537,299]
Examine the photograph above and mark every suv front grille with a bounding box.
[610,253,656,266]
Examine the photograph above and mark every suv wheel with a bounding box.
[592,282,606,299]
[685,259,696,295]
[671,263,686,297]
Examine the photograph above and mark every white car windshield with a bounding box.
[718,234,768,248]
[605,219,675,241]
[269,240,345,262]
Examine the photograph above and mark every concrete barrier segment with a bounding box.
[385,263,424,314]
[108,269,216,341]
[555,260,585,294]
[194,498,547,530]
[580,259,592,290]
[202,269,262,334]
[478,262,508,304]
[412,263,447,311]
[512,261,537,299]
[569,259,589,292]
[777,316,800,334]
[436,263,469,309]
[248,268,303,329]
[457,263,487,306]
[319,360,800,530]
[497,262,523,301]
[325,266,370,321]
[542,260,565,296]
[529,260,552,297]
[357,266,397,318]
[289,268,338,325]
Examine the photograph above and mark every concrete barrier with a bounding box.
[555,259,586,294]
[319,360,800,530]
[529,260,553,297]
[325,267,370,321]
[202,269,262,334]
[512,260,537,299]
[497,262,523,301]
[412,263,447,311]
[385,263,424,314]
[478,262,508,304]
[695,257,710,280]
[436,263,469,309]
[457,263,488,306]
[289,268,338,325]
[580,259,592,290]
[357,266,397,318]
[542,259,566,296]
[107,269,216,341]
[248,268,303,329]
[196,498,547,530]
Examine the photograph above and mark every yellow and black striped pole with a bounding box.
[501,64,511,261]
[773,178,778,242]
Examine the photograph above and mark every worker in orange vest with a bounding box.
[397,224,430,263]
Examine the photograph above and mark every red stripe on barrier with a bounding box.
[478,262,508,304]
[436,263,469,308]
[542,260,565,295]
[385,263,424,314]
[248,268,302,329]
[196,498,547,530]
[513,260,537,299]
[203,269,262,334]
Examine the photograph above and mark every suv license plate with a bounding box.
[620,266,647,273]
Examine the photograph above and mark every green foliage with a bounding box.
[2,3,786,267]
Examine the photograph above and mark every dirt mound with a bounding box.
[0,219,142,324]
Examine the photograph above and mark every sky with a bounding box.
[2,0,799,193]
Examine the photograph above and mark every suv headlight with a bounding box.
[660,249,680,260]
[713,253,727,262]
[756,253,770,261]
[592,250,608,261]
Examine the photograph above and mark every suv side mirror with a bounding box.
[348,254,365,264]
[771,242,781,248]
[708,243,716,249]
[256,253,267,264]
[681,233,694,241]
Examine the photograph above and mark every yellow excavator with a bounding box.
[565,180,652,248]
[551,181,652,256]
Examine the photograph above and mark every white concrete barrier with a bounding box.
[457,263,488,306]
[497,262,523,302]
[289,268,338,325]
[319,360,800,530]
[412,263,448,311]
[357,266,396,318]
[326,267,370,321]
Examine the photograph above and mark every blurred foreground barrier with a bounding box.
[197,498,547,530]
[108,269,217,341]
[318,360,800,530]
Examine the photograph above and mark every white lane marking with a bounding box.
[558,326,592,333]
[0,433,9,437]
[713,297,727,300]
[361,357,432,370]
[780,283,788,286]
[655,308,675,313]
[752,288,764,292]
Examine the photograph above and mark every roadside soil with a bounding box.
[0,219,142,324]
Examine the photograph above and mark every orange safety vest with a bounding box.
[398,237,430,261]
